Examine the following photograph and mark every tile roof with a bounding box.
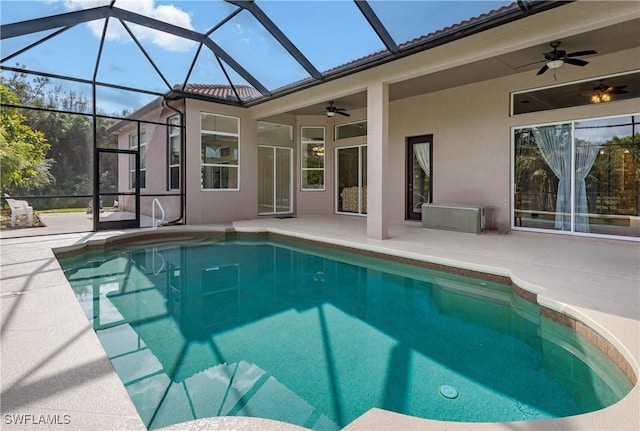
[181,84,263,101]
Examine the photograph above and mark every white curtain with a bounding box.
[574,120,607,232]
[413,143,430,176]
[532,125,572,230]
[574,143,600,232]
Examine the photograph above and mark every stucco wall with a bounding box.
[184,99,259,224]
[115,103,183,222]
[387,79,509,230]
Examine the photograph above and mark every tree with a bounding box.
[0,85,52,195]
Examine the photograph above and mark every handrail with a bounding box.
[152,198,166,229]
[152,247,165,276]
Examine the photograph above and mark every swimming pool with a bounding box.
[58,236,633,430]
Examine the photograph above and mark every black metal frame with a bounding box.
[95,147,139,231]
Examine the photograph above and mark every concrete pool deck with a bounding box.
[1,215,638,431]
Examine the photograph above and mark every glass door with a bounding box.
[96,148,139,230]
[406,135,432,220]
[336,145,367,215]
[258,146,293,215]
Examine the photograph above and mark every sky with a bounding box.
[0,0,511,115]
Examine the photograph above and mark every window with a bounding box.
[168,116,180,190]
[512,71,640,115]
[335,120,367,140]
[513,114,639,239]
[258,121,293,141]
[301,126,325,190]
[201,113,239,190]
[129,129,146,189]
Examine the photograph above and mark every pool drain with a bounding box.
[439,385,459,399]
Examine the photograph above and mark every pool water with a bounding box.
[60,238,632,430]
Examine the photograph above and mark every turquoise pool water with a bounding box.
[59,238,632,430]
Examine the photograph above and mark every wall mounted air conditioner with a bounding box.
[422,204,487,234]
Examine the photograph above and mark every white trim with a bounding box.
[510,69,640,116]
[300,126,326,191]
[335,144,367,216]
[512,70,640,98]
[258,121,293,141]
[168,115,180,191]
[129,129,146,190]
[511,112,640,241]
[335,120,367,141]
[200,112,240,191]
[258,145,293,216]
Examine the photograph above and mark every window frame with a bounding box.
[129,129,146,190]
[200,112,240,191]
[300,126,326,191]
[258,145,294,215]
[510,70,640,116]
[167,115,181,191]
[511,112,640,241]
[335,144,368,216]
[335,120,367,140]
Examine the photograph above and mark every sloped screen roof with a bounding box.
[1,0,565,115]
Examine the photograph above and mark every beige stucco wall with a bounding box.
[384,47,639,231]
[115,102,183,222]
[184,99,259,224]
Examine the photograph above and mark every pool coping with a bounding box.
[2,221,639,431]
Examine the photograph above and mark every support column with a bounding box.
[366,81,389,240]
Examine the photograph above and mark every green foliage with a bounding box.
[0,85,53,194]
[0,70,120,209]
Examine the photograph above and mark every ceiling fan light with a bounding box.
[547,59,564,69]
[591,92,612,104]
[326,111,335,117]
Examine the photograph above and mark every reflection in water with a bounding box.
[61,239,632,430]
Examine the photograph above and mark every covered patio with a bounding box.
[1,217,638,430]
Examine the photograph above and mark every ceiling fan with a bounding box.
[326,101,350,117]
[536,41,597,75]
[593,80,628,95]
[590,79,628,103]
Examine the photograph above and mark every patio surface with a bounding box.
[1,215,638,431]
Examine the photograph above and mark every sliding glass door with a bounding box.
[513,114,639,239]
[258,146,292,215]
[336,145,367,215]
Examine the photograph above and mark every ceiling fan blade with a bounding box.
[610,85,628,91]
[567,50,597,57]
[536,64,549,75]
[336,111,351,117]
[609,88,628,94]
[564,58,588,67]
